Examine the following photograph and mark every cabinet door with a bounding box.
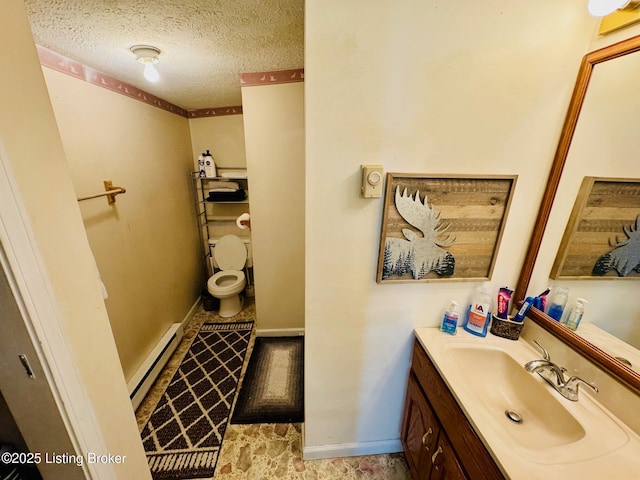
[401,373,440,480]
[430,432,467,480]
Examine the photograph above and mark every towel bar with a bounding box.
[77,180,126,205]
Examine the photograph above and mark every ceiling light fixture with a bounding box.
[130,45,161,82]
[588,0,640,17]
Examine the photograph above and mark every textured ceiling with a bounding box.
[24,0,304,110]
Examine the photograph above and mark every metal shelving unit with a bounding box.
[190,171,250,278]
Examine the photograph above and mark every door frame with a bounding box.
[0,143,116,479]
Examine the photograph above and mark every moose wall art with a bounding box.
[376,173,517,283]
[551,177,640,279]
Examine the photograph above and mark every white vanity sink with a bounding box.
[446,346,586,450]
[415,327,640,478]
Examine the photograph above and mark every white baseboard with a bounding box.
[128,324,182,410]
[127,296,201,409]
[256,328,305,337]
[302,439,402,460]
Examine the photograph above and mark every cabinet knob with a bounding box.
[421,427,433,449]
[431,445,443,464]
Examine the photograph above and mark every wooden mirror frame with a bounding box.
[514,34,640,392]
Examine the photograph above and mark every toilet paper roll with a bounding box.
[236,213,251,229]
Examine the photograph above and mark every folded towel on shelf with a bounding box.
[207,189,247,202]
[207,181,240,191]
[209,187,238,194]
[220,169,248,179]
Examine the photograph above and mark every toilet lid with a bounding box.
[214,235,247,270]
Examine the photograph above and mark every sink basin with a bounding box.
[414,330,631,466]
[447,347,585,449]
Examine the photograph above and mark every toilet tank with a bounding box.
[208,237,252,270]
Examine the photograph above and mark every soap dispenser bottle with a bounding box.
[441,301,460,335]
[563,298,588,331]
[546,286,569,321]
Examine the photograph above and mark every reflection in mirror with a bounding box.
[530,52,640,358]
[516,35,640,391]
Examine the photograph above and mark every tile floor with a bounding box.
[135,299,410,480]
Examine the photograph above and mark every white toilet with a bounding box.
[207,235,248,317]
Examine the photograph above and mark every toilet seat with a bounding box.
[207,270,246,296]
[206,234,247,317]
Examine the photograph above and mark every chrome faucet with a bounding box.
[524,341,598,402]
[524,358,566,385]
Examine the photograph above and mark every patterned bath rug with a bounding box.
[140,321,253,479]
[231,336,304,424]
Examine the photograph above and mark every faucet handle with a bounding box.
[533,340,551,361]
[562,376,598,400]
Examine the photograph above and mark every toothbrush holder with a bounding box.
[490,314,524,341]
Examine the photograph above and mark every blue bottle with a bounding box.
[546,287,568,321]
[441,301,460,335]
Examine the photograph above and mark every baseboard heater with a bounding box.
[127,323,183,410]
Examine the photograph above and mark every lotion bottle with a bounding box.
[203,149,217,178]
[441,301,460,335]
[463,286,491,337]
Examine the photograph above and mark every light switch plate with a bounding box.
[361,165,384,198]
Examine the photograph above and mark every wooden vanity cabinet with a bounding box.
[402,371,438,480]
[401,340,504,480]
[402,372,465,480]
[429,431,466,480]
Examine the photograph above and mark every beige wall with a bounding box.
[304,0,597,456]
[189,114,247,168]
[42,68,202,381]
[242,82,305,331]
[0,0,150,476]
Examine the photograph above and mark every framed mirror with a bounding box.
[515,34,640,392]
